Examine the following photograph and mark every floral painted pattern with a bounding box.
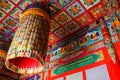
[4,17,17,28]
[55,11,71,25]
[64,21,80,33]
[66,2,84,17]
[0,0,14,12]
[76,12,93,27]
[50,20,60,31]
[89,4,106,19]
[80,0,100,9]
[54,28,68,38]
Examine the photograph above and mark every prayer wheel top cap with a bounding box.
[25,2,51,17]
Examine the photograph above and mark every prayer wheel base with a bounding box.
[5,57,43,74]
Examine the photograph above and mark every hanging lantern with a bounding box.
[0,50,7,71]
[5,2,51,74]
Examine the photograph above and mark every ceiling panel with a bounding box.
[0,0,107,46]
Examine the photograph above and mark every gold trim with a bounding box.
[5,61,43,74]
[5,57,43,74]
[0,50,7,60]
[20,8,50,22]
[5,51,44,74]
[7,51,44,63]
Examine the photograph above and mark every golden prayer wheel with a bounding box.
[5,2,51,74]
